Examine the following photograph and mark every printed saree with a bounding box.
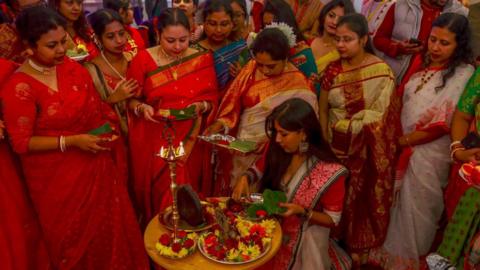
[2,59,148,270]
[128,49,218,228]
[321,59,401,252]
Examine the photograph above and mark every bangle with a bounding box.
[450,147,465,162]
[134,103,144,117]
[301,208,312,221]
[405,136,412,147]
[450,141,462,150]
[59,135,66,152]
[201,101,209,114]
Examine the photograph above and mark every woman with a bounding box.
[370,13,475,270]
[285,0,325,37]
[0,58,51,270]
[360,0,395,38]
[49,0,98,59]
[172,0,203,43]
[230,0,250,41]
[127,8,218,228]
[86,9,138,136]
[319,13,400,262]
[103,0,146,60]
[310,0,354,78]
[197,0,248,92]
[261,0,318,91]
[233,98,351,270]
[2,7,148,269]
[206,27,317,196]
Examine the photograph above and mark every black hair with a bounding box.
[337,13,375,54]
[261,0,304,42]
[317,0,355,36]
[261,98,339,190]
[88,8,124,37]
[48,0,91,42]
[426,13,474,91]
[156,7,190,34]
[171,0,199,6]
[103,0,130,11]
[251,27,290,60]
[15,5,67,47]
[202,0,233,23]
[230,0,246,17]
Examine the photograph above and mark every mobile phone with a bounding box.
[461,132,480,149]
[409,38,422,45]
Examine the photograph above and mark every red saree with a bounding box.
[321,60,402,252]
[2,59,148,270]
[124,25,145,61]
[0,23,23,63]
[127,49,218,228]
[0,59,51,270]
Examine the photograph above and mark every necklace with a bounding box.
[158,46,185,80]
[415,68,439,93]
[28,59,56,75]
[101,51,126,80]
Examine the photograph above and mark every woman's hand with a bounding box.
[0,119,5,140]
[189,101,210,116]
[232,175,250,201]
[454,148,480,162]
[204,121,224,135]
[229,62,241,78]
[278,202,305,217]
[109,79,138,103]
[137,103,159,123]
[68,134,111,153]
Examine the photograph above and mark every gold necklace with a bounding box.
[158,46,185,80]
[101,51,126,80]
[415,68,439,93]
[28,59,56,75]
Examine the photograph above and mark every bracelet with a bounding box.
[450,146,465,162]
[450,140,462,150]
[300,208,313,221]
[59,135,66,152]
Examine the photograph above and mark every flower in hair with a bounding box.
[265,22,297,48]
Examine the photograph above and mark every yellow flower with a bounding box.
[76,44,87,53]
[226,249,241,261]
[260,219,276,236]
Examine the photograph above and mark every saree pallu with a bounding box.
[289,42,320,93]
[2,60,148,270]
[321,60,401,252]
[128,50,218,227]
[0,59,50,270]
[216,60,316,190]
[370,64,475,270]
[123,25,145,61]
[0,23,23,63]
[259,160,350,270]
[211,39,249,91]
[287,0,325,34]
[437,188,480,270]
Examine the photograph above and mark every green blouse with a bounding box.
[458,67,480,133]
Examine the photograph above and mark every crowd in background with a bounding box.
[1,0,480,269]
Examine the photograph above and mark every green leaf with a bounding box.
[88,122,112,135]
[229,140,256,153]
[262,189,287,215]
[169,105,196,120]
[246,203,267,218]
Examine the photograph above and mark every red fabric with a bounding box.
[320,175,346,212]
[0,23,23,63]
[127,26,146,50]
[444,163,471,220]
[373,1,441,68]
[251,1,264,33]
[72,29,99,61]
[2,59,148,270]
[0,58,51,270]
[127,50,219,228]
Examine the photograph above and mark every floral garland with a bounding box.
[265,22,297,48]
[156,230,198,259]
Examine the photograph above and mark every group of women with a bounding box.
[1,0,479,270]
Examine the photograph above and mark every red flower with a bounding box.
[177,230,187,239]
[204,234,218,247]
[225,238,238,250]
[171,242,182,253]
[183,238,195,249]
[159,233,171,246]
[241,254,251,261]
[216,248,226,260]
[256,210,267,218]
[249,224,266,238]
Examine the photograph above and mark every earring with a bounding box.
[299,141,309,153]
